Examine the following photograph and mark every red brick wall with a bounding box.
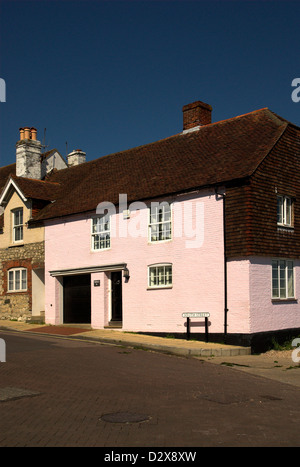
[1,259,33,308]
[182,101,212,130]
[1,258,44,310]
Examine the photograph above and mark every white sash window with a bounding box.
[8,268,27,292]
[92,214,111,250]
[13,208,23,242]
[272,260,294,299]
[149,203,172,242]
[148,264,172,288]
[277,196,293,227]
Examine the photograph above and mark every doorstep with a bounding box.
[104,321,123,329]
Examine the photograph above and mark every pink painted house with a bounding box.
[29,101,300,351]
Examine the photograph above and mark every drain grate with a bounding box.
[201,394,251,405]
[196,393,283,405]
[260,394,282,401]
[100,412,150,424]
[0,387,40,402]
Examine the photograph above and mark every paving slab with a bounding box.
[201,350,300,388]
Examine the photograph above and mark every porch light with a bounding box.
[123,268,130,280]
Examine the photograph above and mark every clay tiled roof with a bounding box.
[0,164,16,230]
[0,164,59,229]
[32,107,288,223]
[0,163,16,191]
[0,107,291,226]
[9,175,61,201]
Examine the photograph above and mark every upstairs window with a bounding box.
[277,196,293,227]
[8,268,27,292]
[92,214,111,250]
[13,208,23,242]
[149,203,172,242]
[272,260,294,299]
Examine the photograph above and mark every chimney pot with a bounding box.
[182,100,212,132]
[24,127,31,139]
[30,127,37,141]
[19,128,25,141]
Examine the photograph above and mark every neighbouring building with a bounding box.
[0,127,85,321]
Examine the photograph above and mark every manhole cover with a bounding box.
[0,387,40,402]
[100,412,150,424]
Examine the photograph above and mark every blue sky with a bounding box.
[0,0,299,167]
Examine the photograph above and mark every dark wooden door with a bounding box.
[111,271,122,322]
[63,274,91,323]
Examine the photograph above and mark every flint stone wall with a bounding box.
[0,242,44,321]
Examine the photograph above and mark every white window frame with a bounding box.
[277,196,293,227]
[7,268,27,292]
[148,202,172,243]
[148,263,173,289]
[91,214,111,251]
[272,259,295,300]
[12,208,23,243]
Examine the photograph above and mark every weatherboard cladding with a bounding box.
[226,124,300,258]
[251,124,300,258]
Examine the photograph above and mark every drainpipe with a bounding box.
[215,188,228,342]
[222,192,228,342]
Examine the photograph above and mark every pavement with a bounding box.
[1,320,300,388]
[0,320,250,357]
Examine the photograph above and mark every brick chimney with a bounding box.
[16,127,42,179]
[67,149,86,167]
[182,101,212,133]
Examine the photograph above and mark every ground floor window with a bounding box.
[272,259,294,299]
[148,264,172,288]
[8,268,27,292]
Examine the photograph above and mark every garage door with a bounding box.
[63,274,91,323]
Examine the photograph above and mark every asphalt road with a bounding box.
[0,330,299,448]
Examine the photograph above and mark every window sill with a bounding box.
[8,243,24,248]
[147,286,173,290]
[148,239,172,245]
[7,290,28,294]
[277,225,294,232]
[272,298,298,303]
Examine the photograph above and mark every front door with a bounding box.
[111,271,122,322]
